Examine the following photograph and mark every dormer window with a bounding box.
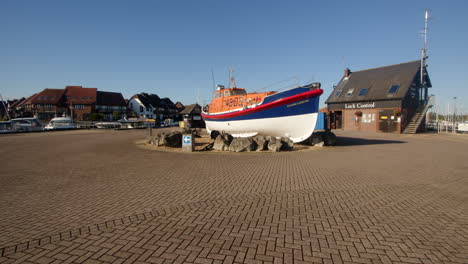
[345,88,355,97]
[358,88,368,96]
[388,84,400,94]
[334,90,342,97]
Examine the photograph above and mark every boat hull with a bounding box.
[202,88,322,143]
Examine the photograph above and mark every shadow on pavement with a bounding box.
[337,137,407,146]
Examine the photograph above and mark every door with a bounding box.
[379,109,398,132]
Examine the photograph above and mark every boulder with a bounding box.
[252,135,267,151]
[280,137,294,151]
[213,133,233,151]
[311,132,325,146]
[324,131,337,146]
[267,136,282,152]
[229,137,257,152]
[163,131,183,147]
[210,130,220,140]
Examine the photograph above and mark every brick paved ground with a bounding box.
[0,129,466,263]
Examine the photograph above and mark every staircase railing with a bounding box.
[403,95,434,133]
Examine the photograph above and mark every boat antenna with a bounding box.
[211,68,216,95]
[228,67,237,88]
[420,9,429,100]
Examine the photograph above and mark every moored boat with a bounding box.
[201,82,323,143]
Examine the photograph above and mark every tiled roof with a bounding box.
[97,91,126,106]
[180,104,201,114]
[30,89,66,105]
[65,86,97,105]
[132,93,163,109]
[161,97,177,110]
[9,97,25,109]
[326,60,432,104]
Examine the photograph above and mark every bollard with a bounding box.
[182,134,194,152]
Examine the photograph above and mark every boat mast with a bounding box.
[229,67,237,89]
[0,91,11,120]
[420,9,429,103]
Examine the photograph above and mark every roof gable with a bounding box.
[326,61,430,104]
[97,91,126,106]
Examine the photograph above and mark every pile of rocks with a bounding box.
[210,133,294,152]
[146,130,183,148]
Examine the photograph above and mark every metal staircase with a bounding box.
[403,96,434,134]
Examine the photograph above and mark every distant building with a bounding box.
[175,102,185,112]
[128,93,180,121]
[180,104,204,128]
[325,61,432,133]
[96,91,127,120]
[12,86,127,121]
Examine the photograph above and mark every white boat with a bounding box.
[202,83,323,143]
[45,117,77,130]
[95,122,122,129]
[10,118,44,132]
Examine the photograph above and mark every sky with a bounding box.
[1,0,468,114]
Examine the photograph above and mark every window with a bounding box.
[74,104,85,110]
[335,90,342,97]
[130,103,133,108]
[388,84,400,94]
[345,88,355,97]
[73,96,78,100]
[81,96,86,100]
[358,88,368,96]
[140,106,144,112]
[88,96,93,100]
[38,96,42,100]
[224,91,230,97]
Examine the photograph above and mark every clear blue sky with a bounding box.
[1,0,467,113]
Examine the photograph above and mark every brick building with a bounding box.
[14,86,127,121]
[325,61,432,133]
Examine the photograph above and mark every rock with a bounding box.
[324,131,337,146]
[253,135,267,151]
[267,136,282,152]
[314,141,325,147]
[213,133,233,151]
[229,137,257,152]
[164,131,182,147]
[210,130,220,140]
[311,132,325,146]
[280,137,294,151]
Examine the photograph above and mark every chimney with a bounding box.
[344,68,351,78]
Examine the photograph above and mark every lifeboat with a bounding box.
[201,82,323,143]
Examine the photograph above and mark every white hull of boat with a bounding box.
[205,112,318,143]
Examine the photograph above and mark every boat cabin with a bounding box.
[208,85,276,114]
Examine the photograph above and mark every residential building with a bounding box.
[325,60,432,133]
[12,86,127,121]
[180,104,204,128]
[128,93,180,121]
[96,91,127,120]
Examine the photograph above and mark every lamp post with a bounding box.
[453,97,457,133]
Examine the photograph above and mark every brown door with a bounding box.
[330,111,342,129]
[379,110,398,132]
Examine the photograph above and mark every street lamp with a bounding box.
[453,97,457,133]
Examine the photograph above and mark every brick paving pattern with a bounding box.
[0,129,467,263]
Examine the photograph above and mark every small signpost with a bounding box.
[182,134,193,152]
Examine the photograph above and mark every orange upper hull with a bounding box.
[208,88,275,114]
